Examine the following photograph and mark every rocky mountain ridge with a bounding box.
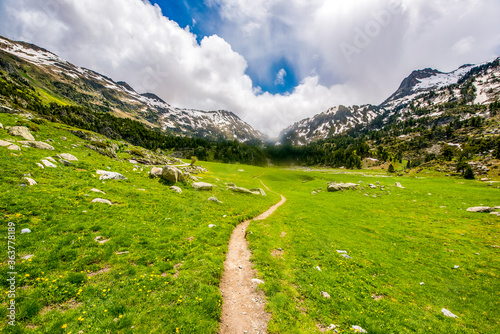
[0,36,265,142]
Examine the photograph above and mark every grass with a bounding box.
[0,112,499,333]
[248,169,500,333]
[0,113,278,333]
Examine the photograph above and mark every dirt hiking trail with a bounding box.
[219,182,286,334]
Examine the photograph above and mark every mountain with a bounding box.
[278,104,381,145]
[0,36,265,142]
[280,57,500,145]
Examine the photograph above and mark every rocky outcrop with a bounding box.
[8,126,35,140]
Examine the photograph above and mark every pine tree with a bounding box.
[388,164,395,173]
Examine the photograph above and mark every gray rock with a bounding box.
[351,325,367,333]
[311,191,318,195]
[395,182,406,189]
[208,224,216,228]
[229,186,254,194]
[19,141,54,150]
[327,183,358,192]
[60,159,73,166]
[21,255,34,260]
[208,196,223,204]
[96,170,127,180]
[170,186,182,194]
[441,308,458,318]
[238,169,245,172]
[90,188,105,194]
[45,157,57,163]
[8,126,35,140]
[21,228,31,234]
[466,207,494,213]
[320,291,331,298]
[315,266,321,271]
[149,167,163,178]
[129,159,138,164]
[24,177,37,186]
[0,123,3,129]
[91,198,113,205]
[227,182,236,187]
[192,182,214,190]
[251,278,265,285]
[336,250,347,254]
[341,254,352,259]
[41,159,57,168]
[60,136,66,140]
[59,153,78,161]
[0,139,12,146]
[250,188,267,196]
[7,144,20,151]
[36,162,44,169]
[369,184,377,189]
[161,166,185,183]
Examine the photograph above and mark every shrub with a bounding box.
[464,165,475,179]
[388,164,395,173]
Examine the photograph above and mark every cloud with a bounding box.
[274,68,286,85]
[0,0,499,138]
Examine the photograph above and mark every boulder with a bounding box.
[327,183,358,192]
[208,196,223,204]
[7,144,20,151]
[23,177,37,186]
[229,186,254,194]
[395,182,406,189]
[41,159,57,168]
[96,170,127,180]
[19,141,54,150]
[466,207,494,213]
[161,166,185,183]
[250,188,267,196]
[0,139,12,146]
[192,182,214,190]
[149,167,163,178]
[59,153,78,161]
[91,198,113,205]
[8,126,35,140]
[320,291,331,298]
[170,186,182,194]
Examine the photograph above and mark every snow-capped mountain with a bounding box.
[279,57,500,145]
[0,36,265,142]
[279,105,381,145]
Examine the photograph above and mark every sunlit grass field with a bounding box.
[0,112,499,333]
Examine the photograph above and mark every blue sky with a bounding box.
[152,0,298,95]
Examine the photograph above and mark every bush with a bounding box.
[464,166,475,179]
[388,164,395,173]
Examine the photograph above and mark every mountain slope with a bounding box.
[279,57,500,145]
[0,35,265,142]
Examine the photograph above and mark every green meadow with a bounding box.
[0,112,499,333]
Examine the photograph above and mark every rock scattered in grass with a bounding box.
[371,294,384,300]
[369,184,377,189]
[115,251,129,255]
[467,206,494,213]
[170,186,182,194]
[315,266,321,271]
[7,144,20,151]
[396,182,405,189]
[336,250,347,254]
[42,159,57,168]
[192,182,214,190]
[453,265,460,269]
[19,141,54,150]
[161,166,185,183]
[94,236,109,244]
[351,325,367,333]
[59,153,78,161]
[24,177,37,186]
[250,188,267,196]
[91,198,113,205]
[311,191,318,195]
[90,188,105,194]
[21,228,31,234]
[21,254,34,260]
[341,254,352,259]
[441,308,458,318]
[45,157,57,163]
[208,196,223,204]
[96,170,127,180]
[251,278,264,285]
[8,126,35,140]
[420,282,425,285]
[238,169,245,172]
[327,182,358,192]
[0,139,12,146]
[149,167,163,178]
[36,162,44,169]
[320,291,331,298]
[208,224,217,228]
